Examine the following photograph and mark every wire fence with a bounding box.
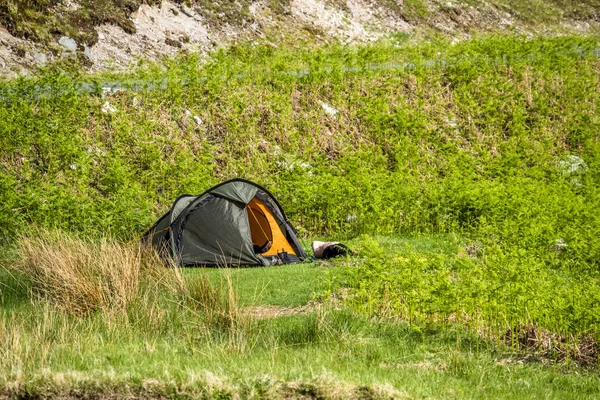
[1,46,599,104]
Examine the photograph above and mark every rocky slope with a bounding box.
[0,0,598,77]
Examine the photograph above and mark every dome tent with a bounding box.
[143,179,307,266]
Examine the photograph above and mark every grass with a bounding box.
[196,263,329,307]
[2,234,600,398]
[17,230,183,315]
[1,32,600,397]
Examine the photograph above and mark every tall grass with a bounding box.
[185,271,248,332]
[16,231,183,315]
[15,230,248,334]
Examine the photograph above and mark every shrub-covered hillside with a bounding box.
[1,35,599,241]
[2,33,600,398]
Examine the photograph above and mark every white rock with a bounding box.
[319,101,338,116]
[83,44,91,59]
[559,155,588,175]
[193,115,203,125]
[101,101,116,114]
[32,52,47,65]
[87,146,107,156]
[69,163,77,170]
[58,36,77,52]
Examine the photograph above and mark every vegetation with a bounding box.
[1,0,599,53]
[1,33,600,397]
[2,234,600,399]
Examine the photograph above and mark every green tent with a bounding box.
[143,179,308,266]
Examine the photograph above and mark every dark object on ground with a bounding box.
[143,179,307,266]
[312,241,351,259]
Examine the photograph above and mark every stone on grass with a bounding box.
[58,36,77,52]
[319,101,339,116]
[101,101,116,114]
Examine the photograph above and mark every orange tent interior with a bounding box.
[247,197,297,256]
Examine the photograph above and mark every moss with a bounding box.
[0,0,160,47]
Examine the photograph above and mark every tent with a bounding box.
[143,178,308,266]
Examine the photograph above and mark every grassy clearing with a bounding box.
[196,263,329,307]
[2,235,600,399]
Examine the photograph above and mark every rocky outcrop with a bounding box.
[0,0,598,78]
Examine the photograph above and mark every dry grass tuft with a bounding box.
[505,324,599,367]
[17,231,183,316]
[184,271,248,332]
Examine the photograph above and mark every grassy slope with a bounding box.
[1,33,600,398]
[1,35,599,239]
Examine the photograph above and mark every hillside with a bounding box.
[1,2,600,399]
[1,0,599,77]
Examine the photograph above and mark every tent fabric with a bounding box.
[210,181,258,204]
[143,178,307,267]
[247,199,273,251]
[171,195,196,222]
[178,196,265,266]
[248,197,297,257]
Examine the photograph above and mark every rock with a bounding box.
[83,44,92,60]
[319,101,339,116]
[32,52,47,65]
[560,155,588,187]
[101,101,116,114]
[193,115,203,125]
[58,36,77,52]
[559,155,588,175]
[87,145,107,156]
[554,238,568,252]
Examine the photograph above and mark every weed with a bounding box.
[184,271,248,332]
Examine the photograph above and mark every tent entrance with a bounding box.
[247,197,296,256]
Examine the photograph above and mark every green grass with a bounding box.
[2,243,600,399]
[196,263,328,307]
[195,234,461,307]
[1,32,600,397]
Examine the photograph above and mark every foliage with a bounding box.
[336,235,600,341]
[1,35,599,242]
[1,34,600,385]
[2,241,600,398]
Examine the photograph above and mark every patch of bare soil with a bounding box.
[89,1,211,71]
[244,305,309,318]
